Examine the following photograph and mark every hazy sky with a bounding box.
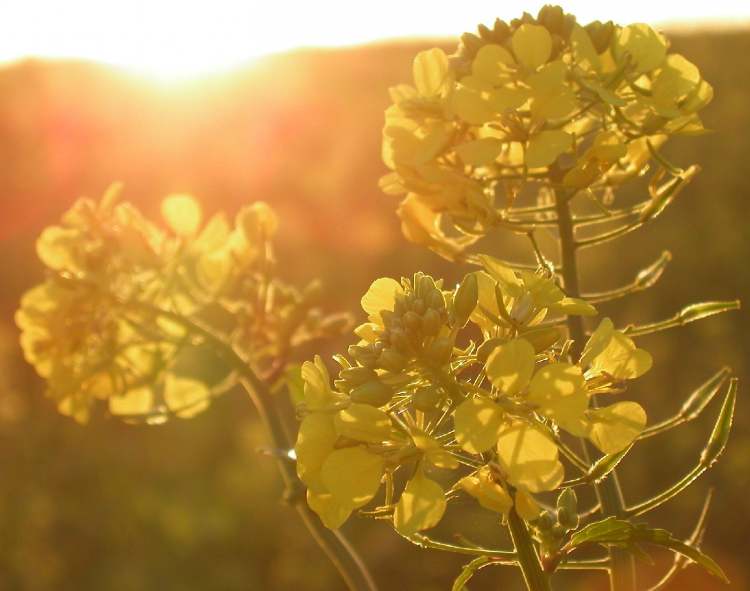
[2,0,748,80]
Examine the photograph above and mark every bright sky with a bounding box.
[1,0,748,80]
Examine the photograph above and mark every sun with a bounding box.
[0,0,747,82]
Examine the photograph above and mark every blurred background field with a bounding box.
[0,29,748,591]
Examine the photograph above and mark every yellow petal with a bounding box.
[450,84,496,125]
[163,374,210,418]
[514,489,542,521]
[454,397,505,454]
[162,194,202,236]
[472,44,515,83]
[456,138,504,166]
[570,25,601,72]
[587,401,647,454]
[526,130,573,169]
[334,403,392,443]
[361,278,403,323]
[109,387,154,416]
[394,472,447,535]
[301,356,339,410]
[321,447,384,508]
[497,421,564,493]
[295,413,338,484]
[528,363,589,436]
[413,48,450,97]
[511,24,552,70]
[615,23,667,73]
[486,338,536,396]
[459,466,512,515]
[548,297,597,317]
[581,319,653,380]
[307,485,353,529]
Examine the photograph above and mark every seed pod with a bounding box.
[453,274,478,327]
[377,349,407,373]
[412,386,443,412]
[350,380,393,407]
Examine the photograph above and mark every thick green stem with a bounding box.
[507,506,552,591]
[553,192,637,591]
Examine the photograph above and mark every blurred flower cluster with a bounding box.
[17,186,347,423]
[294,262,651,534]
[381,5,712,258]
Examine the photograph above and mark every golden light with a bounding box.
[1,0,748,82]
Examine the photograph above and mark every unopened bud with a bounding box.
[421,308,442,336]
[426,336,453,365]
[350,380,393,407]
[453,273,478,327]
[412,386,443,412]
[377,349,408,373]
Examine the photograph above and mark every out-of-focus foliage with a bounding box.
[0,27,747,591]
[17,187,347,423]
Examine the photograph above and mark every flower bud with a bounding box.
[421,308,442,336]
[425,337,453,366]
[510,293,535,325]
[412,386,443,412]
[453,274,478,327]
[348,345,379,368]
[350,380,393,407]
[339,366,377,388]
[377,349,408,373]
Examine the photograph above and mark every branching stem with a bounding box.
[553,191,637,591]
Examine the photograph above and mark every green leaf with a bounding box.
[568,518,729,583]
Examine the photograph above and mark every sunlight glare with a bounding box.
[1,0,748,82]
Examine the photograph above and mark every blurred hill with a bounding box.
[0,30,748,590]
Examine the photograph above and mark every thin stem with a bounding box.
[507,505,552,591]
[553,191,637,591]
[113,296,378,591]
[625,464,705,518]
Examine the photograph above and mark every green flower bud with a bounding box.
[556,488,579,529]
[412,298,426,315]
[556,507,579,530]
[350,380,393,407]
[389,329,410,353]
[403,311,422,333]
[537,510,555,530]
[412,386,444,412]
[421,308,442,336]
[377,349,408,373]
[348,345,379,368]
[538,4,564,35]
[339,366,377,388]
[585,20,614,53]
[426,289,445,311]
[425,336,453,366]
[453,274,478,327]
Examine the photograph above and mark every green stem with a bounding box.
[115,296,379,591]
[507,506,552,591]
[553,191,637,591]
